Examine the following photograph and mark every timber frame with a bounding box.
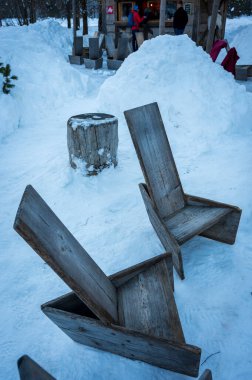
[105,0,228,49]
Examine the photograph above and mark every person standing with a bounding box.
[131,5,145,52]
[173,1,188,35]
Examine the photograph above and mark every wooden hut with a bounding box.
[105,0,228,48]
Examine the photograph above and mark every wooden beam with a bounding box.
[159,0,166,35]
[109,252,174,289]
[14,185,118,325]
[206,0,221,53]
[42,303,201,377]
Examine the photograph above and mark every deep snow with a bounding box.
[0,17,252,380]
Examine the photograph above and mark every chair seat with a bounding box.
[164,206,230,245]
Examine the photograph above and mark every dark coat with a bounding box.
[173,7,188,29]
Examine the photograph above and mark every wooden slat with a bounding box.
[14,185,118,325]
[109,252,174,289]
[42,302,201,377]
[124,102,185,219]
[116,37,128,60]
[185,194,242,244]
[105,35,116,58]
[199,369,213,380]
[139,183,184,280]
[89,37,100,59]
[18,355,56,380]
[135,32,145,48]
[164,205,230,245]
[117,258,185,342]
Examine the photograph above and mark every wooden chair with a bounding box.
[124,102,242,279]
[14,185,201,377]
[18,355,56,380]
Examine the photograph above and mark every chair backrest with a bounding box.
[124,102,185,219]
[14,185,118,325]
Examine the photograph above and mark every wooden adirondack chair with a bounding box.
[124,102,242,280]
[18,355,56,380]
[14,185,201,377]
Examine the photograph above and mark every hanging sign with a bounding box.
[106,5,114,14]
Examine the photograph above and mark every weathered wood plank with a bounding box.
[13,185,118,325]
[117,259,185,342]
[185,194,242,244]
[42,303,201,377]
[105,35,116,58]
[124,102,185,219]
[116,37,128,60]
[139,183,184,280]
[109,252,173,288]
[89,37,100,59]
[199,369,213,380]
[135,32,145,48]
[18,355,56,380]
[164,205,230,245]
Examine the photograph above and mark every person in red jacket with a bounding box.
[131,5,145,52]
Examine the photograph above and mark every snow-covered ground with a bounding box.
[0,17,252,380]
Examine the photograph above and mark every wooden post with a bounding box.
[67,113,118,175]
[159,0,166,35]
[220,0,228,40]
[206,0,220,53]
[192,0,200,43]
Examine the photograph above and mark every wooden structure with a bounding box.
[84,35,104,69]
[124,102,242,280]
[67,113,118,175]
[105,0,228,48]
[18,355,56,380]
[106,36,129,70]
[235,65,252,81]
[14,185,201,377]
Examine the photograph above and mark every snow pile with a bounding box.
[225,16,252,64]
[0,20,89,140]
[98,34,252,155]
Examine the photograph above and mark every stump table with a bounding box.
[67,113,118,175]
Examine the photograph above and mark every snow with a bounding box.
[1,17,252,380]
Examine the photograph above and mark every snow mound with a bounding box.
[230,24,252,64]
[98,35,252,154]
[0,20,89,140]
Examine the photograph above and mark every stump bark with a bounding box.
[67,113,118,175]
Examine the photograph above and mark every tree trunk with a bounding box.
[159,0,166,35]
[98,0,102,32]
[66,0,71,28]
[82,0,88,34]
[30,0,36,23]
[72,0,77,54]
[67,113,118,175]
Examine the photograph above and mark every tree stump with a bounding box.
[67,113,118,175]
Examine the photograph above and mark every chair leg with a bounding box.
[200,209,242,244]
[139,183,185,280]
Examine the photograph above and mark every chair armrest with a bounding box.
[109,252,173,288]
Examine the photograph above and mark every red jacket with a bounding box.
[132,11,144,30]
